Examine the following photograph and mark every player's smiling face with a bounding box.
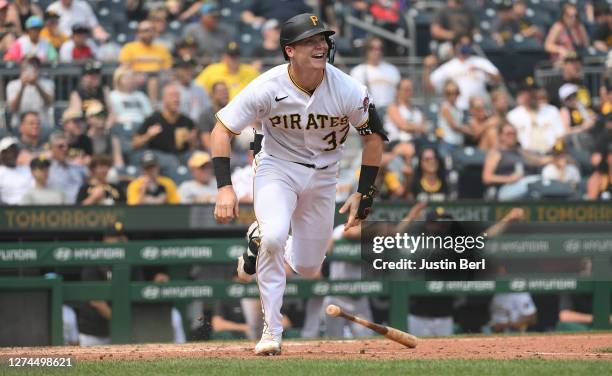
[287,33,328,69]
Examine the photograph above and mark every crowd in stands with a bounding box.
[0,0,610,206]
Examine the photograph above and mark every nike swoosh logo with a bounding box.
[275,95,288,102]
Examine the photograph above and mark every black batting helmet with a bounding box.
[280,13,336,63]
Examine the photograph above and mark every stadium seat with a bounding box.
[527,180,578,200]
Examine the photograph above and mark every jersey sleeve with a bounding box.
[215,81,267,135]
[346,83,370,130]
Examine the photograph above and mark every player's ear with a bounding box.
[285,45,294,59]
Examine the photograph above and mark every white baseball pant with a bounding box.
[254,153,337,336]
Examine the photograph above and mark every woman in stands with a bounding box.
[482,123,549,200]
[559,83,596,150]
[587,148,612,200]
[437,80,470,158]
[108,66,153,130]
[544,3,591,64]
[410,146,448,202]
[13,0,41,32]
[465,96,498,151]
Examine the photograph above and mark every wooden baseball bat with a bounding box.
[326,304,417,348]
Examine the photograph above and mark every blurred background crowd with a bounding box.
[0,0,610,206]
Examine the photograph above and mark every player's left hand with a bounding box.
[339,192,362,230]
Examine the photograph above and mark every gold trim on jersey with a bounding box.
[287,64,324,97]
[215,113,241,135]
[354,118,369,129]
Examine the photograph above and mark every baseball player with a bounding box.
[211,13,386,355]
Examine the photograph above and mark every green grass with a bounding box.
[595,347,612,353]
[3,359,612,376]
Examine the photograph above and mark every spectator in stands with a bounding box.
[544,3,591,64]
[6,56,54,129]
[547,54,591,109]
[241,0,311,28]
[61,108,92,166]
[178,151,216,203]
[197,81,229,152]
[508,81,564,154]
[173,37,198,61]
[492,0,543,47]
[77,154,125,205]
[195,41,259,99]
[21,156,65,204]
[0,0,19,55]
[231,151,255,203]
[587,147,612,200]
[489,89,510,130]
[593,6,612,53]
[126,151,180,204]
[68,60,109,116]
[252,19,283,71]
[0,137,33,204]
[16,111,45,165]
[428,33,502,111]
[541,141,581,187]
[109,66,153,131]
[13,0,41,29]
[174,56,210,123]
[409,146,448,202]
[465,96,498,151]
[559,83,596,150]
[133,82,196,164]
[437,80,468,156]
[47,131,87,203]
[46,0,108,42]
[182,3,233,63]
[119,20,173,102]
[384,78,427,143]
[149,7,175,51]
[4,15,57,63]
[482,123,549,201]
[85,103,124,168]
[59,23,97,63]
[350,36,401,112]
[430,0,476,58]
[40,9,66,50]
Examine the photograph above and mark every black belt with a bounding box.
[293,161,329,170]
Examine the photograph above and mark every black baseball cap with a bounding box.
[225,41,241,56]
[104,221,126,238]
[175,37,197,49]
[30,156,51,169]
[425,207,454,222]
[72,23,91,34]
[140,150,158,167]
[44,10,60,20]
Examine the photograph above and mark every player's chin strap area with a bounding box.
[327,37,336,64]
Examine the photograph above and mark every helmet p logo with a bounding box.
[310,16,318,26]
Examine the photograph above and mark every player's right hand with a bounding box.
[215,186,239,224]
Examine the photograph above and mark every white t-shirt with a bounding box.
[507,104,565,154]
[430,56,499,110]
[47,0,99,36]
[350,61,401,108]
[0,166,33,204]
[384,103,424,142]
[108,90,153,129]
[231,164,254,203]
[178,180,217,204]
[217,63,370,169]
[490,293,536,325]
[541,163,581,185]
[6,78,55,128]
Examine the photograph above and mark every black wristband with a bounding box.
[357,165,379,195]
[213,157,232,188]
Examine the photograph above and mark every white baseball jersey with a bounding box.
[216,63,370,168]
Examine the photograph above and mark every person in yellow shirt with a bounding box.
[127,151,180,204]
[119,20,172,102]
[195,41,258,99]
[40,10,67,50]
[118,20,172,73]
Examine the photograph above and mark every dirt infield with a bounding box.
[2,333,611,361]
